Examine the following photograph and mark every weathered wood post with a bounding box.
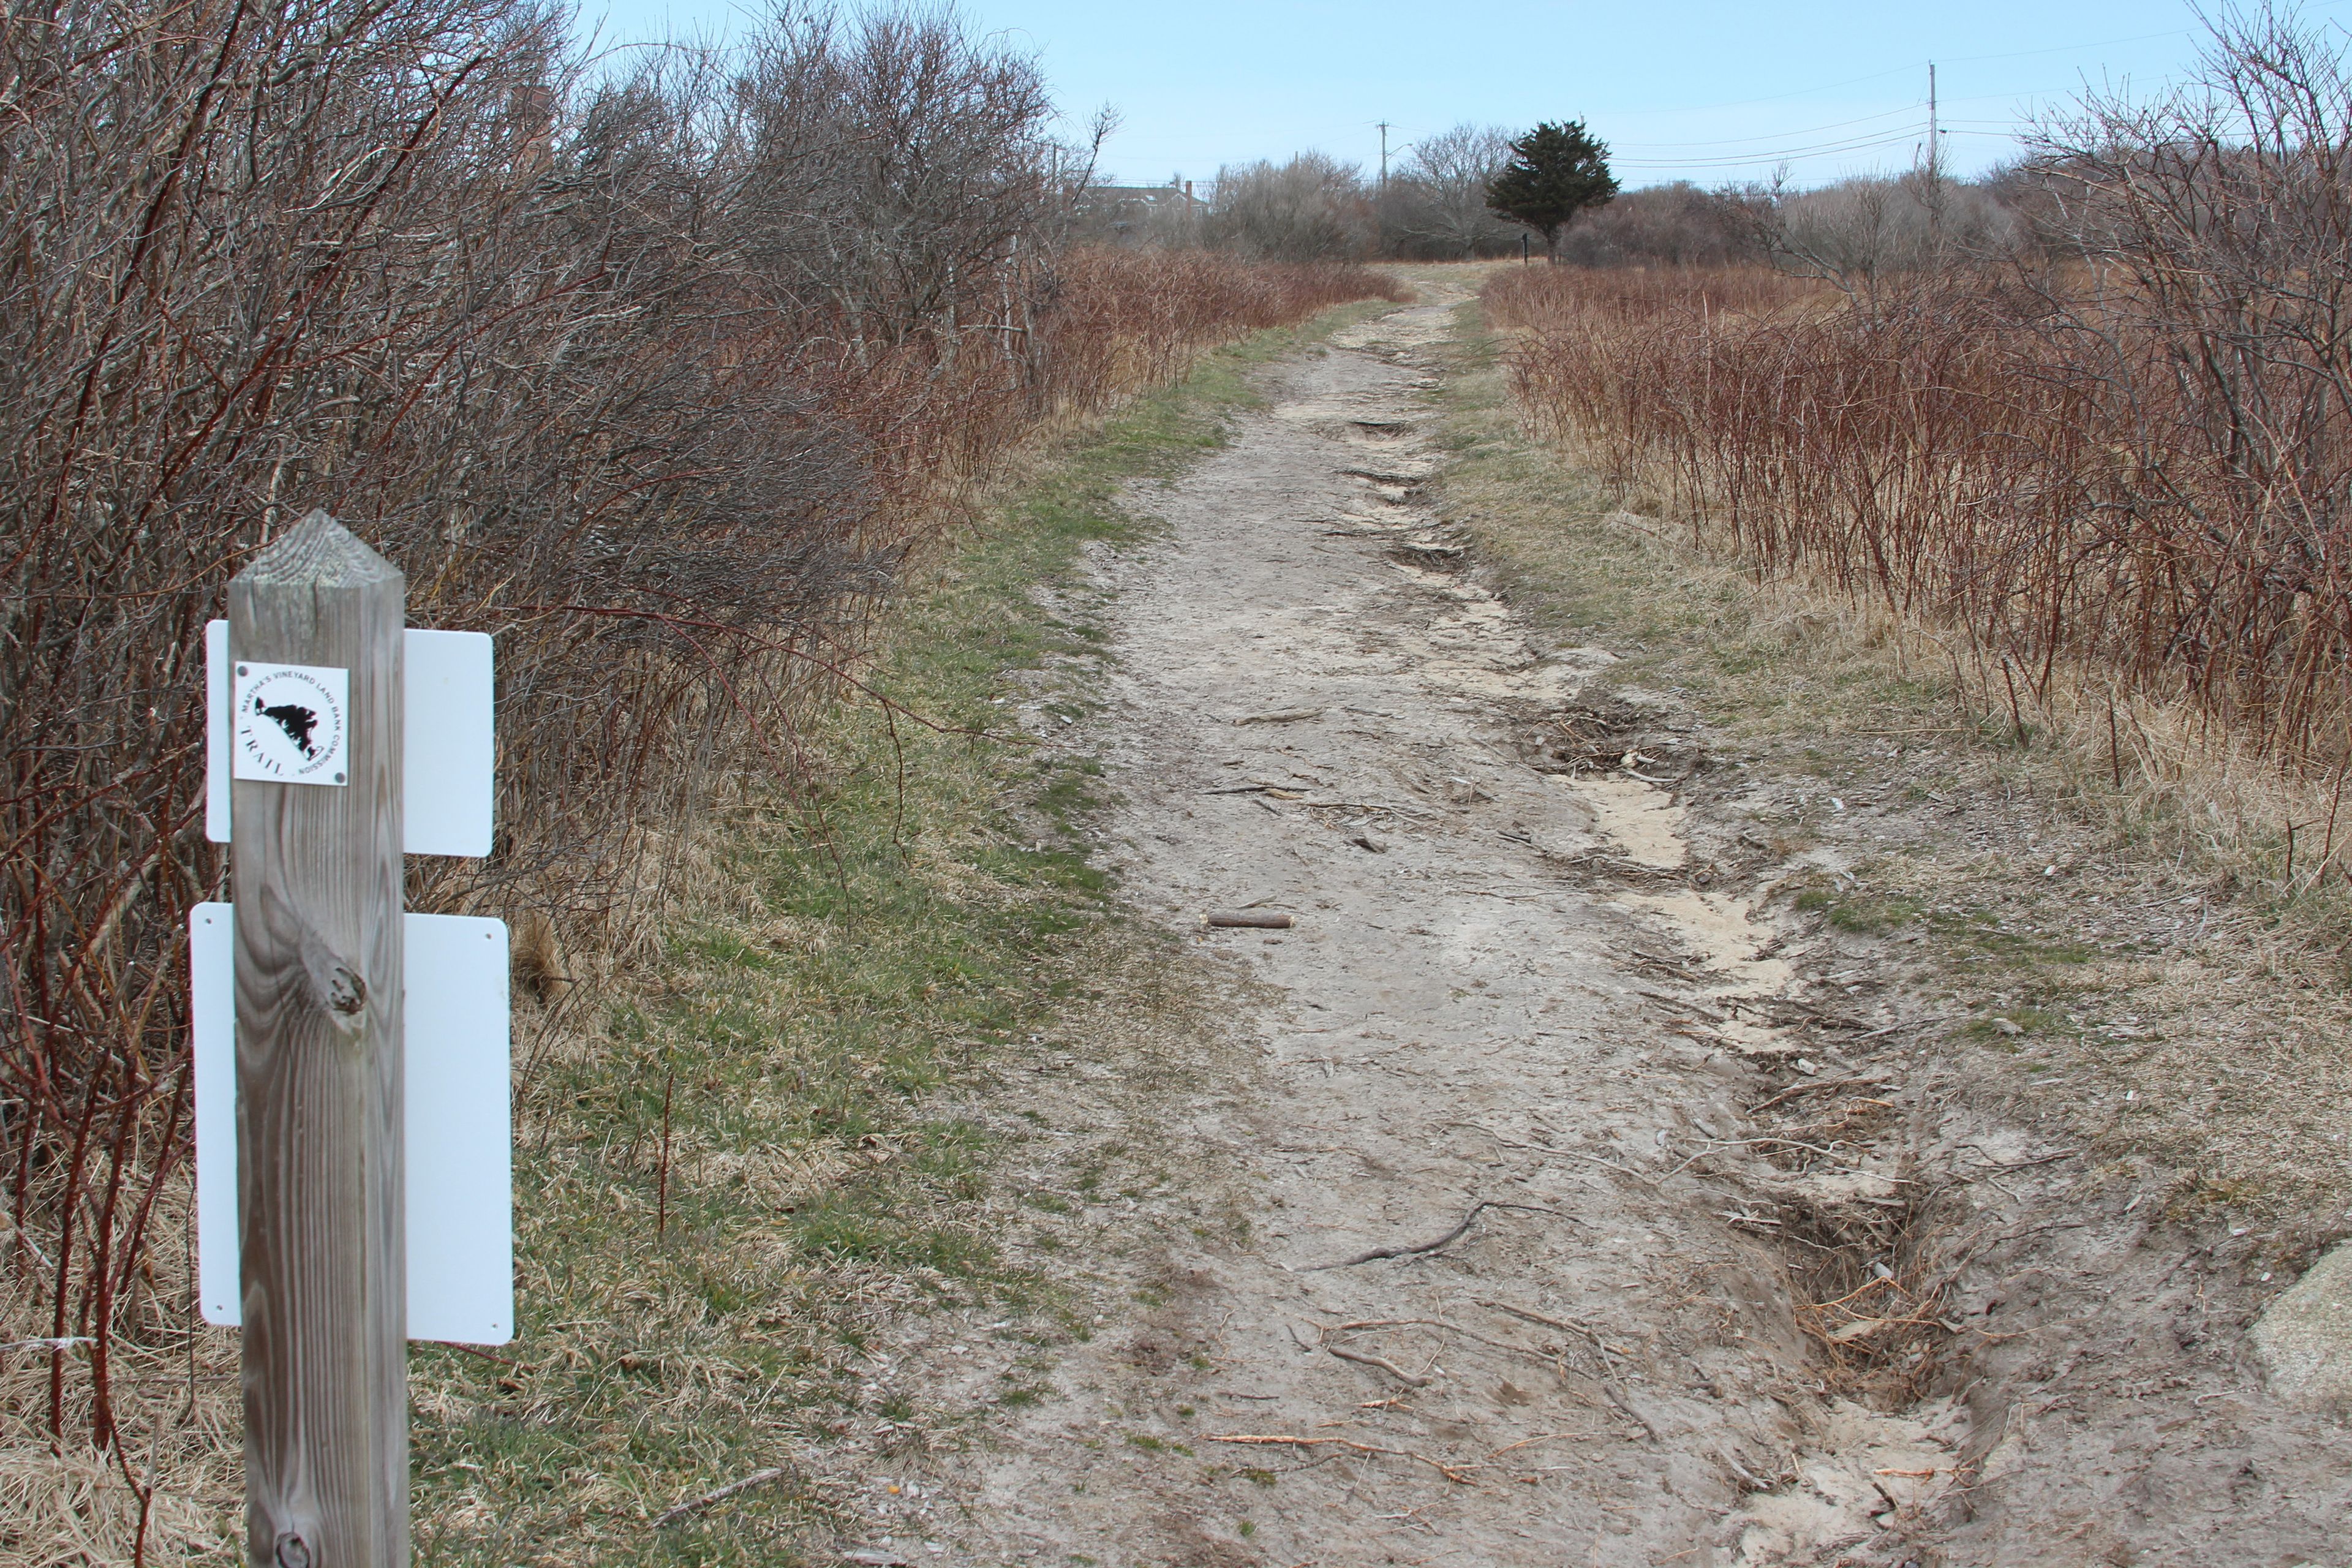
[228,510,407,1568]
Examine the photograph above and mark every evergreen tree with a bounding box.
[1485,120,1619,259]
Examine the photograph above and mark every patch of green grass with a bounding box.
[1793,888,1924,935]
[1922,906,2097,966]
[401,299,1393,1568]
[1967,1007,2068,1041]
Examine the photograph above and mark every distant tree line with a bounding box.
[1082,118,2065,280]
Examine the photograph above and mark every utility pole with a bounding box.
[1377,121,1391,187]
[1927,62,1939,182]
[1924,61,1946,256]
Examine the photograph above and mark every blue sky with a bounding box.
[577,1,2352,188]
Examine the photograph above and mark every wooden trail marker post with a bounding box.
[198,508,508,1568]
[228,512,408,1566]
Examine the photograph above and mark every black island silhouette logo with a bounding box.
[257,698,321,757]
[231,660,350,786]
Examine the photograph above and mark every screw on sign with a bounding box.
[198,510,507,1568]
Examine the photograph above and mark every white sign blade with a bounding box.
[403,628,496,857]
[190,904,514,1344]
[205,620,230,842]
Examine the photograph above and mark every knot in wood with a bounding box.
[325,965,366,1016]
[273,1532,312,1568]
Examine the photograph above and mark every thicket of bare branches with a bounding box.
[1552,181,1763,268]
[1202,151,1374,262]
[0,0,1396,1481]
[1489,6,2352,805]
[1381,124,1520,260]
[1108,130,1525,263]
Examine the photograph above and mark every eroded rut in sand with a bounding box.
[837,284,2350,1567]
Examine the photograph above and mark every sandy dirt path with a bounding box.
[925,282,1883,1566]
[861,280,2352,1568]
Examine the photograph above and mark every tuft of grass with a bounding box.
[1793,888,1923,935]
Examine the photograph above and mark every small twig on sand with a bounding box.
[654,1465,796,1527]
[1303,799,1439,817]
[1599,1379,1665,1444]
[1746,1076,1888,1115]
[1205,1434,1479,1485]
[1479,1300,1632,1362]
[1963,1147,2081,1171]
[1555,1148,1668,1191]
[1664,1136,1909,1180]
[1303,1200,1561,1270]
[1448,1117,1662,1186]
[1206,910,1294,929]
[1487,1430,1600,1459]
[1329,1316,1555,1360]
[1324,1343,1431,1387]
[1440,1119,1551,1152]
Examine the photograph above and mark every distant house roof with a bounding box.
[1082,183,1206,212]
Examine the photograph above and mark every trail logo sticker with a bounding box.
[232,662,350,786]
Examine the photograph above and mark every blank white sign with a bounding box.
[206,620,494,856]
[191,903,513,1344]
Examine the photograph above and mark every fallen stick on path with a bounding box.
[1233,707,1325,725]
[1746,1075,1889,1115]
[1323,1342,1431,1387]
[1470,1302,1660,1443]
[1205,911,1293,929]
[1205,1433,1479,1485]
[654,1464,796,1526]
[1479,1300,1634,1361]
[1486,1430,1602,1459]
[1303,799,1439,818]
[1331,1314,1557,1361]
[1302,1199,1561,1270]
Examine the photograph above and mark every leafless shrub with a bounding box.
[1379,123,1519,259]
[1553,181,1765,269]
[2016,2,2352,755]
[1202,152,1374,262]
[1731,172,2026,300]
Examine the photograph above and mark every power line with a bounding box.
[1610,129,1925,171]
[1596,21,2203,121]
[1611,104,1920,153]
